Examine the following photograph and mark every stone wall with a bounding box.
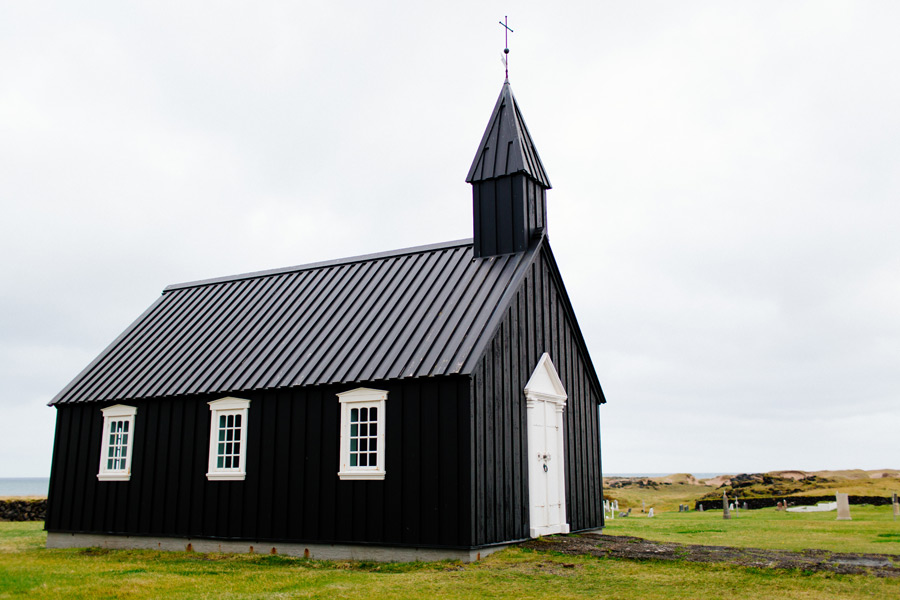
[0,499,47,521]
[694,495,894,510]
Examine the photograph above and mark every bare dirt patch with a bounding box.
[522,533,900,578]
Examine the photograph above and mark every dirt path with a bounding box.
[521,533,900,578]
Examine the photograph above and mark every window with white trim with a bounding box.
[207,397,250,481]
[98,404,137,481]
[338,388,386,480]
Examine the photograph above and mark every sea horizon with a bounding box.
[1,474,738,497]
[0,477,50,497]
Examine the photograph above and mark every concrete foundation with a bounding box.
[46,532,508,563]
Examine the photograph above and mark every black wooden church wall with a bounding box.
[469,243,604,547]
[46,246,603,550]
[46,376,474,549]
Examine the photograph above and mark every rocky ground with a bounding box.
[522,533,900,578]
[603,469,900,512]
[0,498,46,521]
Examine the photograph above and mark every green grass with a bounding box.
[1,522,899,599]
[606,482,709,512]
[605,503,900,554]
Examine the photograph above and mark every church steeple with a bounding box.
[467,81,551,258]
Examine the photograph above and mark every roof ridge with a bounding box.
[460,234,545,374]
[164,238,475,292]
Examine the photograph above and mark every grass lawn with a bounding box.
[604,503,900,554]
[1,523,899,599]
[606,482,707,512]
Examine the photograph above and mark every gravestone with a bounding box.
[699,504,704,512]
[723,492,731,520]
[892,493,898,519]
[648,508,654,518]
[743,502,748,511]
[777,501,783,511]
[835,492,851,521]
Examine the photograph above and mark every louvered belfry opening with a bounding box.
[467,81,552,258]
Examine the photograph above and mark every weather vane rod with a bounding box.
[499,16,514,80]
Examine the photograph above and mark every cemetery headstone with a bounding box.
[836,492,851,521]
[699,504,704,512]
[648,508,654,518]
[892,493,898,519]
[723,492,731,520]
[743,502,748,511]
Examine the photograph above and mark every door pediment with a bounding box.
[524,353,567,404]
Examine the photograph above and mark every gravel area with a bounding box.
[521,533,900,578]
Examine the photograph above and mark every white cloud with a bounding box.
[1,0,898,476]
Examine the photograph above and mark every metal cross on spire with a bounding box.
[499,16,514,80]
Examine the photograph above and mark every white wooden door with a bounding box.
[525,354,569,538]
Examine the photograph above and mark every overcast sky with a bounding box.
[2,1,898,477]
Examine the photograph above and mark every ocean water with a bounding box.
[0,478,50,497]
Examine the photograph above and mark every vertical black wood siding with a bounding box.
[470,246,604,546]
[46,376,473,549]
[473,174,548,258]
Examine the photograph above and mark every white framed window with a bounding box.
[337,388,386,480]
[207,397,250,481]
[97,404,137,481]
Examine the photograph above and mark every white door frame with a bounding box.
[525,353,569,538]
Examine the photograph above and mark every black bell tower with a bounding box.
[466,81,552,258]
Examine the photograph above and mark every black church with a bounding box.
[45,80,607,561]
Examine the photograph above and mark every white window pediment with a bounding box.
[337,388,388,403]
[101,404,138,419]
[524,353,567,405]
[208,396,251,411]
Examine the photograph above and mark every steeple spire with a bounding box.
[466,81,551,187]
[499,16,513,81]
[467,82,552,258]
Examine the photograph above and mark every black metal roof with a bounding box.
[466,81,552,188]
[51,239,541,405]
